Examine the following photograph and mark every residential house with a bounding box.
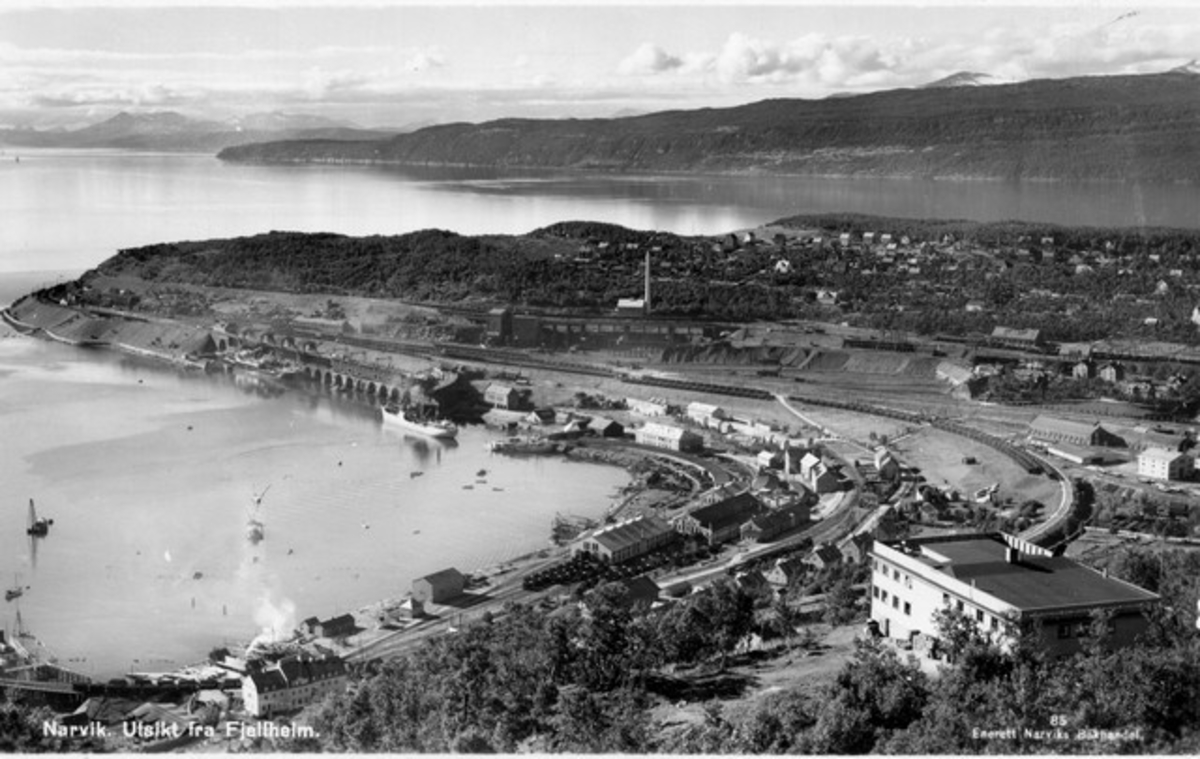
[805,543,843,570]
[525,407,556,426]
[764,557,809,588]
[485,383,520,410]
[810,462,841,494]
[1072,361,1094,379]
[874,449,901,482]
[799,452,823,482]
[757,449,783,470]
[1098,363,1125,383]
[303,613,356,640]
[840,532,874,564]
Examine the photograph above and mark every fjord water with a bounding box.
[2,150,1200,677]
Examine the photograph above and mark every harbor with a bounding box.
[0,323,632,681]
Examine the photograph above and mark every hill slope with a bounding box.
[217,73,1200,182]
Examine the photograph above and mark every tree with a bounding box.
[801,639,929,753]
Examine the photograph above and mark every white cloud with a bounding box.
[616,17,1200,95]
[617,43,682,76]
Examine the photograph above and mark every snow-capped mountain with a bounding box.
[921,71,1012,89]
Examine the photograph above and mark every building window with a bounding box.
[873,586,879,599]
[956,600,964,613]
[975,609,984,624]
[903,601,911,616]
[893,568,900,581]
[942,593,950,606]
[990,616,999,631]
[881,590,889,603]
[892,596,899,609]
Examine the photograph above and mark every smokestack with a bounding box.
[1005,545,1019,564]
[644,250,651,315]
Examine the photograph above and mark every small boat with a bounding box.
[5,575,23,602]
[382,402,458,440]
[26,498,52,537]
[476,469,488,477]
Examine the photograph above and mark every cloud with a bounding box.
[617,43,682,76]
[617,17,1200,95]
[404,50,444,73]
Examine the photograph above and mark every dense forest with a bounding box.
[81,214,1200,345]
[218,73,1200,183]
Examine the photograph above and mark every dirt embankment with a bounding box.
[661,344,808,367]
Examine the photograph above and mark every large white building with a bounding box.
[869,533,1158,659]
[241,655,348,718]
[1137,447,1193,481]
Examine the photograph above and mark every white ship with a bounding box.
[382,403,458,440]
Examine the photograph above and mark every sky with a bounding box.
[1,1,1199,129]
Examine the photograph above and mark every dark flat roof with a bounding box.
[921,537,1158,611]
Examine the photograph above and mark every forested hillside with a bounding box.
[281,545,1200,753]
[219,73,1200,182]
[79,215,1200,344]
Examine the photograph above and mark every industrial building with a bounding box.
[869,533,1159,658]
[634,422,703,452]
[572,514,677,564]
[672,492,767,546]
[1029,415,1126,447]
[412,568,466,604]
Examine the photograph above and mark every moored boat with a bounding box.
[382,403,458,440]
[486,436,559,455]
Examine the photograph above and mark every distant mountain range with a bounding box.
[217,72,1200,183]
[0,110,396,152]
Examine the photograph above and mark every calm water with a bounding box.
[1,151,1196,677]
[3,150,1200,275]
